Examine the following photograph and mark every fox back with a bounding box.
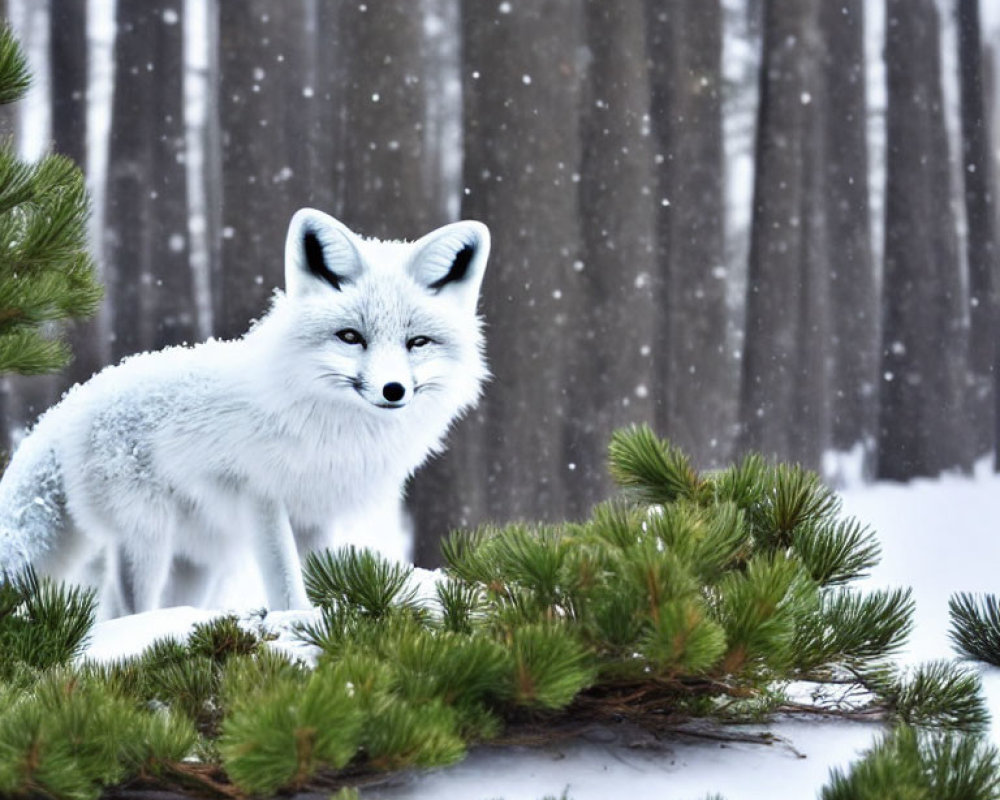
[0,209,491,617]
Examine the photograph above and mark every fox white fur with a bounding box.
[0,209,490,619]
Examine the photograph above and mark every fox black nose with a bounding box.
[382,382,406,403]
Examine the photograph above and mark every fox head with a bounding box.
[272,208,490,424]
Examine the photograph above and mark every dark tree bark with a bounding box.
[214,1,313,340]
[300,1,344,216]
[413,0,585,565]
[49,0,105,391]
[560,0,657,515]
[955,0,1000,461]
[336,3,450,239]
[105,2,194,360]
[820,0,878,461]
[878,0,974,479]
[0,0,12,140]
[49,0,87,168]
[958,0,999,379]
[989,43,1000,467]
[739,0,828,467]
[645,0,733,469]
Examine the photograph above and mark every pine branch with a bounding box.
[821,726,1000,800]
[793,517,881,586]
[0,567,96,675]
[303,547,418,617]
[875,661,991,734]
[0,25,102,376]
[436,578,485,634]
[793,587,914,674]
[608,425,704,505]
[0,24,29,105]
[949,592,1000,666]
[507,624,596,709]
[187,615,261,663]
[218,662,364,795]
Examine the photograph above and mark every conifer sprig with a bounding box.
[303,546,419,617]
[878,661,991,734]
[0,567,96,676]
[608,424,704,504]
[0,24,102,375]
[821,726,1000,800]
[949,592,1000,666]
[0,427,991,797]
[0,24,29,106]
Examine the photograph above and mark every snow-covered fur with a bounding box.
[0,209,490,619]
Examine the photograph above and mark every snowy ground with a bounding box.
[82,466,1000,800]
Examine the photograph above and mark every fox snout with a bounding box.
[382,382,406,403]
[351,376,411,409]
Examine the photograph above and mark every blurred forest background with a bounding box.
[1,0,999,564]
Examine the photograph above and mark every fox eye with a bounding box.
[336,328,366,347]
[407,335,433,350]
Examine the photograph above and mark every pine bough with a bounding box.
[0,425,996,798]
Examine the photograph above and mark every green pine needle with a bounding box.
[822,726,1000,800]
[880,661,991,734]
[0,25,29,105]
[219,662,364,794]
[767,464,839,539]
[390,627,509,710]
[793,587,914,674]
[507,624,595,709]
[608,425,704,505]
[712,552,806,674]
[363,696,466,771]
[793,517,881,586]
[0,24,102,377]
[303,546,418,617]
[187,614,261,663]
[949,593,1000,666]
[436,577,485,634]
[639,597,727,674]
[0,567,96,674]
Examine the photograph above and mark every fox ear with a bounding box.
[409,220,491,310]
[285,208,364,296]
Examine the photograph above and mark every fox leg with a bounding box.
[252,498,310,611]
[116,518,175,615]
[291,522,331,562]
[163,555,214,608]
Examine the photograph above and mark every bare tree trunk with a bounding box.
[796,69,833,467]
[336,3,448,239]
[105,2,194,360]
[878,0,973,479]
[0,0,12,140]
[49,0,86,168]
[214,1,311,340]
[739,0,826,467]
[989,43,1000,468]
[956,0,1000,460]
[820,0,878,464]
[50,0,105,390]
[417,1,584,557]
[561,0,657,515]
[646,0,733,469]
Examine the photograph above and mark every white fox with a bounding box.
[0,209,490,619]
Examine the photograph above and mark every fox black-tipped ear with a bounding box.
[409,221,490,311]
[285,209,363,296]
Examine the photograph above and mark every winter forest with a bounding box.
[2,0,1000,564]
